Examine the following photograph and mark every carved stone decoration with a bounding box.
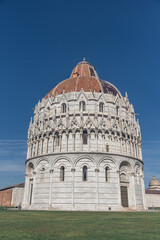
[99,118,107,130]
[122,122,128,133]
[112,120,120,131]
[57,119,64,130]
[70,116,79,129]
[84,117,94,129]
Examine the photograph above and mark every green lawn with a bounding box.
[0,209,160,240]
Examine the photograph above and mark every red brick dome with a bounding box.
[45,59,121,99]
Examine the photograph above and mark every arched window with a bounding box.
[83,130,88,144]
[99,102,104,112]
[82,165,87,181]
[61,103,66,113]
[79,101,86,111]
[28,162,34,174]
[55,133,59,146]
[60,166,65,181]
[105,167,109,182]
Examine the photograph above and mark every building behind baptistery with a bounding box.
[22,59,146,211]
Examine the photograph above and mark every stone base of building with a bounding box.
[23,152,146,212]
[22,204,145,212]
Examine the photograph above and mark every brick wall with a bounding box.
[0,189,12,207]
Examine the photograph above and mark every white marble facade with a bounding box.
[11,188,24,207]
[22,60,145,211]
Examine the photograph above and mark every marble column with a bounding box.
[126,140,129,156]
[133,142,135,157]
[95,169,99,206]
[120,137,122,155]
[46,137,49,153]
[32,171,36,205]
[116,170,121,206]
[80,133,83,151]
[66,133,68,152]
[96,133,98,151]
[52,135,54,152]
[30,143,33,157]
[27,145,30,159]
[36,140,39,156]
[88,133,91,151]
[141,174,146,209]
[73,133,75,151]
[59,134,62,152]
[102,134,105,152]
[49,169,54,207]
[22,174,30,207]
[115,136,117,153]
[41,138,44,154]
[71,168,75,207]
[130,172,136,209]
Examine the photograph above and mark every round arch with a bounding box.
[98,156,117,169]
[52,156,73,169]
[119,160,132,171]
[74,155,96,168]
[36,157,50,168]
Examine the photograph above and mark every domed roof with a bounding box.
[149,176,160,187]
[45,58,121,99]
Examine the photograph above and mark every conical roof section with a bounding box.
[45,59,121,98]
[70,58,99,79]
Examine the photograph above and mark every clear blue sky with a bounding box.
[0,0,160,188]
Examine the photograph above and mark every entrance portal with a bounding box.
[121,186,128,207]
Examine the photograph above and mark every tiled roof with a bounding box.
[145,189,160,194]
[45,60,121,99]
[0,183,25,191]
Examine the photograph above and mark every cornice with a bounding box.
[25,151,143,165]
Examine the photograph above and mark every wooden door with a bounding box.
[121,186,128,207]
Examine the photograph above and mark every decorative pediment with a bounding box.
[59,92,68,103]
[45,100,51,110]
[112,120,120,131]
[69,116,79,129]
[50,118,56,130]
[57,118,65,130]
[99,118,107,130]
[114,95,121,106]
[77,90,88,102]
[84,116,95,129]
[34,122,41,135]
[122,122,128,132]
[97,92,107,103]
[28,127,34,139]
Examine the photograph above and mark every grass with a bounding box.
[0,209,160,240]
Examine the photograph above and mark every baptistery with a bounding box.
[23,59,146,211]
